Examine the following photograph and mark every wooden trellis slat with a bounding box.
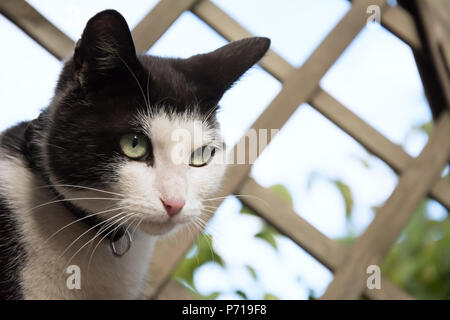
[242,179,343,271]
[157,281,197,300]
[132,0,200,53]
[309,88,450,210]
[416,0,450,111]
[0,0,74,60]
[238,178,413,300]
[382,5,422,51]
[322,111,450,299]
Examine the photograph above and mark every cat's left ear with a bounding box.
[178,37,270,109]
[74,10,138,82]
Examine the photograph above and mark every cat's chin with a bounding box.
[138,219,181,236]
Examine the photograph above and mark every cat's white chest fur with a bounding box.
[0,156,156,299]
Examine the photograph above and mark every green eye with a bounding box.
[120,133,149,160]
[190,145,216,167]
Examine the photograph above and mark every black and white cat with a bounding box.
[0,10,269,299]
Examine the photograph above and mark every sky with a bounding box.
[1,0,447,299]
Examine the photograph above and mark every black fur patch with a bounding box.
[0,122,29,158]
[0,193,26,300]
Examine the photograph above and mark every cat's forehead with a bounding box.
[136,108,220,148]
[137,56,199,111]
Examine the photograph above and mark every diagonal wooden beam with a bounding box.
[156,280,197,300]
[382,5,422,51]
[351,0,422,52]
[309,88,450,210]
[132,0,201,53]
[147,0,389,299]
[0,0,74,60]
[322,111,450,299]
[415,0,450,111]
[238,178,412,300]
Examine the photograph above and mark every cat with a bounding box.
[0,9,270,299]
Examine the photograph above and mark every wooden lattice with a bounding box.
[2,0,450,300]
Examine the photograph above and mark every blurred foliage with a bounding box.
[172,119,449,300]
[172,234,224,299]
[413,120,434,136]
[332,179,353,219]
[269,184,293,206]
[382,200,450,299]
[264,293,280,300]
[255,224,279,250]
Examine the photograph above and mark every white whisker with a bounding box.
[35,184,126,198]
[67,213,137,269]
[85,213,139,278]
[58,211,127,259]
[43,206,129,246]
[26,197,122,215]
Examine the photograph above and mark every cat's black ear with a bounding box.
[74,10,137,81]
[180,37,270,108]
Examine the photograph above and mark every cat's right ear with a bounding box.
[73,10,138,83]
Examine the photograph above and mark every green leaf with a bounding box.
[269,184,293,206]
[332,179,354,219]
[202,292,220,300]
[246,265,257,280]
[307,289,316,300]
[414,120,434,136]
[172,234,224,289]
[357,156,370,169]
[240,204,255,215]
[255,224,279,250]
[264,293,280,300]
[235,290,248,300]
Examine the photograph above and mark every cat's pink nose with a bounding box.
[161,198,185,218]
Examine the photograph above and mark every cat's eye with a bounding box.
[120,133,149,160]
[189,145,216,167]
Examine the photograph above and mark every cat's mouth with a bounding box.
[116,202,199,235]
[139,219,179,235]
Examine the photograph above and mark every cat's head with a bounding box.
[39,10,269,236]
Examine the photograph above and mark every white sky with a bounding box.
[1,0,447,299]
